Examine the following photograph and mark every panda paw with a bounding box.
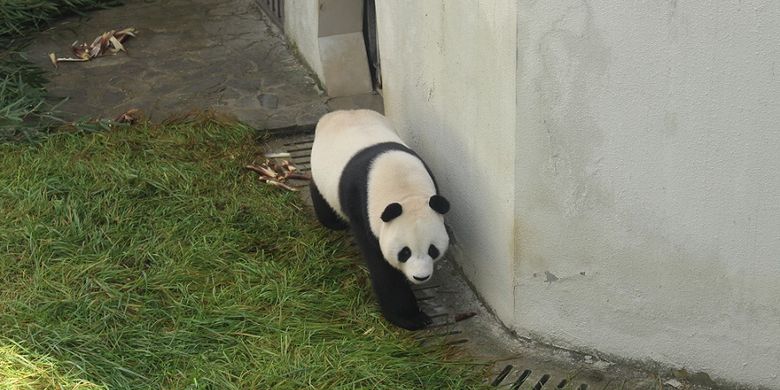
[386,310,432,331]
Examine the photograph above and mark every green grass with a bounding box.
[0,117,486,389]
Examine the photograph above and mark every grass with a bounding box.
[0,338,102,389]
[0,0,121,143]
[0,116,486,389]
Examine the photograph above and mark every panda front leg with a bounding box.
[356,235,431,330]
[309,181,349,230]
[370,261,432,330]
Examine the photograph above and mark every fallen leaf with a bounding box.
[115,109,142,124]
[115,27,137,40]
[246,158,307,192]
[50,27,137,67]
[664,379,683,389]
[109,36,125,52]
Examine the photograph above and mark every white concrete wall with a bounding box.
[374,1,519,322]
[282,0,323,77]
[376,0,780,388]
[283,0,372,96]
[515,1,780,387]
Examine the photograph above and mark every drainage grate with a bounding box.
[256,0,284,29]
[280,135,314,172]
[491,365,592,389]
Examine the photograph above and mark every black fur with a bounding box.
[380,203,402,222]
[315,142,439,330]
[429,195,450,214]
[309,181,349,230]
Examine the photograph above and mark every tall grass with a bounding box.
[0,119,486,389]
[0,0,121,143]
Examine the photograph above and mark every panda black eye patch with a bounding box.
[428,245,439,259]
[398,247,411,263]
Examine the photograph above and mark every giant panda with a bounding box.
[309,109,450,330]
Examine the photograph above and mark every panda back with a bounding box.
[311,110,405,218]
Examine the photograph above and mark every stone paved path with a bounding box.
[25,0,329,129]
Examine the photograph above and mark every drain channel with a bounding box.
[510,369,532,389]
[492,365,591,389]
[491,365,513,386]
[532,374,550,390]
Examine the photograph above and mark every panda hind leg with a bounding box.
[309,181,349,230]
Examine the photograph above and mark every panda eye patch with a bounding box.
[398,247,411,263]
[428,245,440,259]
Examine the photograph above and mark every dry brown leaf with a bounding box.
[115,28,137,40]
[115,108,142,124]
[245,159,307,192]
[265,179,299,192]
[50,27,137,67]
[109,36,125,52]
[286,173,311,181]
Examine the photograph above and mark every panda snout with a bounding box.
[412,274,430,282]
[406,258,433,283]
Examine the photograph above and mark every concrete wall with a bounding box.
[374,1,519,322]
[376,0,780,388]
[282,0,323,77]
[283,0,372,96]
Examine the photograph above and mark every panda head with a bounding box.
[378,195,450,284]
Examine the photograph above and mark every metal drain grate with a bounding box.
[256,0,284,29]
[411,284,476,348]
[281,135,314,172]
[491,365,591,389]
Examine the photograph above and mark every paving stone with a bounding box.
[24,0,329,129]
[257,93,279,109]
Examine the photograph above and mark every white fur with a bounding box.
[369,151,447,283]
[310,109,449,283]
[310,109,402,219]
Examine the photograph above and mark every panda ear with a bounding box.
[429,195,450,214]
[380,203,403,222]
